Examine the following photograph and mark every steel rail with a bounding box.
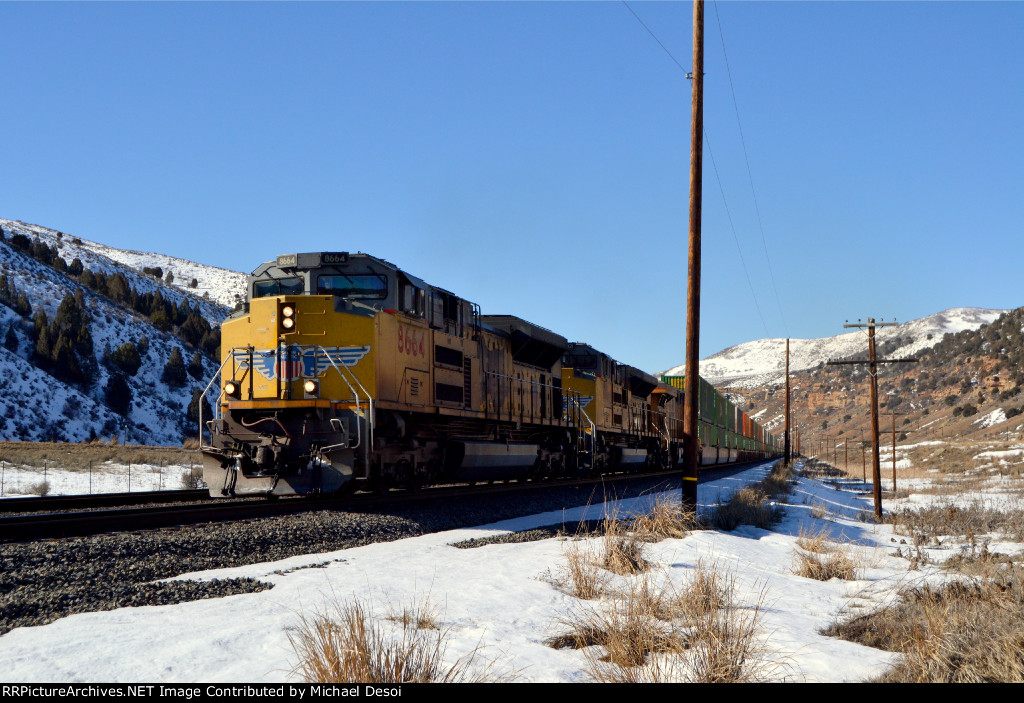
[0,489,210,514]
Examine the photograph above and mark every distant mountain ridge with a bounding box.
[663,307,1006,388]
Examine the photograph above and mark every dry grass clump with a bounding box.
[890,500,1024,544]
[943,545,1018,577]
[288,599,512,683]
[629,496,698,541]
[792,527,858,581]
[687,584,769,683]
[798,459,847,479]
[601,513,650,576]
[711,487,783,531]
[551,561,772,683]
[825,564,1024,682]
[760,460,796,498]
[386,599,441,631]
[557,594,687,669]
[180,467,206,490]
[560,541,608,599]
[711,462,793,532]
[556,498,697,597]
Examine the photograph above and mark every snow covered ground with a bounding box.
[2,460,986,683]
[0,460,198,498]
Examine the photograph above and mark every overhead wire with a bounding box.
[705,129,771,337]
[711,0,790,337]
[620,0,772,337]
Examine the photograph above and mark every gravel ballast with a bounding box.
[1,475,685,636]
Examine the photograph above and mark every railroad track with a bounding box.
[0,489,210,513]
[0,461,769,543]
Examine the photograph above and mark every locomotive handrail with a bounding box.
[564,393,596,472]
[305,345,368,453]
[198,353,237,449]
[308,345,375,476]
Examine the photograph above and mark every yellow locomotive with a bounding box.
[200,252,779,497]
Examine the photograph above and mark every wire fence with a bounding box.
[0,459,203,497]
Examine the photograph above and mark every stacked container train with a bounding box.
[199,252,780,497]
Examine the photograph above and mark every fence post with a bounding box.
[128,461,131,493]
[89,461,93,494]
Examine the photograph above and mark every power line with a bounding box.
[620,1,689,76]
[705,129,771,337]
[711,0,790,337]
[621,0,775,339]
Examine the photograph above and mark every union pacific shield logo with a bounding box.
[232,345,371,381]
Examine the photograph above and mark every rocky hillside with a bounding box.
[702,307,1024,459]
[0,218,246,445]
[664,308,1005,389]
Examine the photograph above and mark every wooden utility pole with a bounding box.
[861,429,866,482]
[682,0,704,511]
[890,409,912,491]
[784,338,791,464]
[828,318,917,520]
[891,409,897,491]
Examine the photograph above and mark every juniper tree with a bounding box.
[104,371,133,415]
[187,350,205,380]
[4,325,17,353]
[162,347,187,387]
[109,342,142,376]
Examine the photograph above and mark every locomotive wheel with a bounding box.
[334,481,358,499]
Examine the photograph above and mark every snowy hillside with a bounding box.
[0,219,245,315]
[664,308,1007,389]
[0,218,245,445]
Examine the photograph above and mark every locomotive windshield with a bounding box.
[253,276,304,298]
[316,274,387,299]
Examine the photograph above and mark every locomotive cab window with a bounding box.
[563,354,596,371]
[399,276,426,318]
[253,276,305,298]
[429,289,463,335]
[316,274,387,300]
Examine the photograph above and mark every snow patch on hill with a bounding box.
[0,219,245,316]
[664,308,1007,389]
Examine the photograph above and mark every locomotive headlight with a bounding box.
[303,379,319,395]
[279,303,297,332]
[224,381,239,398]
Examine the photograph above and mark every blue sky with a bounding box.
[3,1,1023,374]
